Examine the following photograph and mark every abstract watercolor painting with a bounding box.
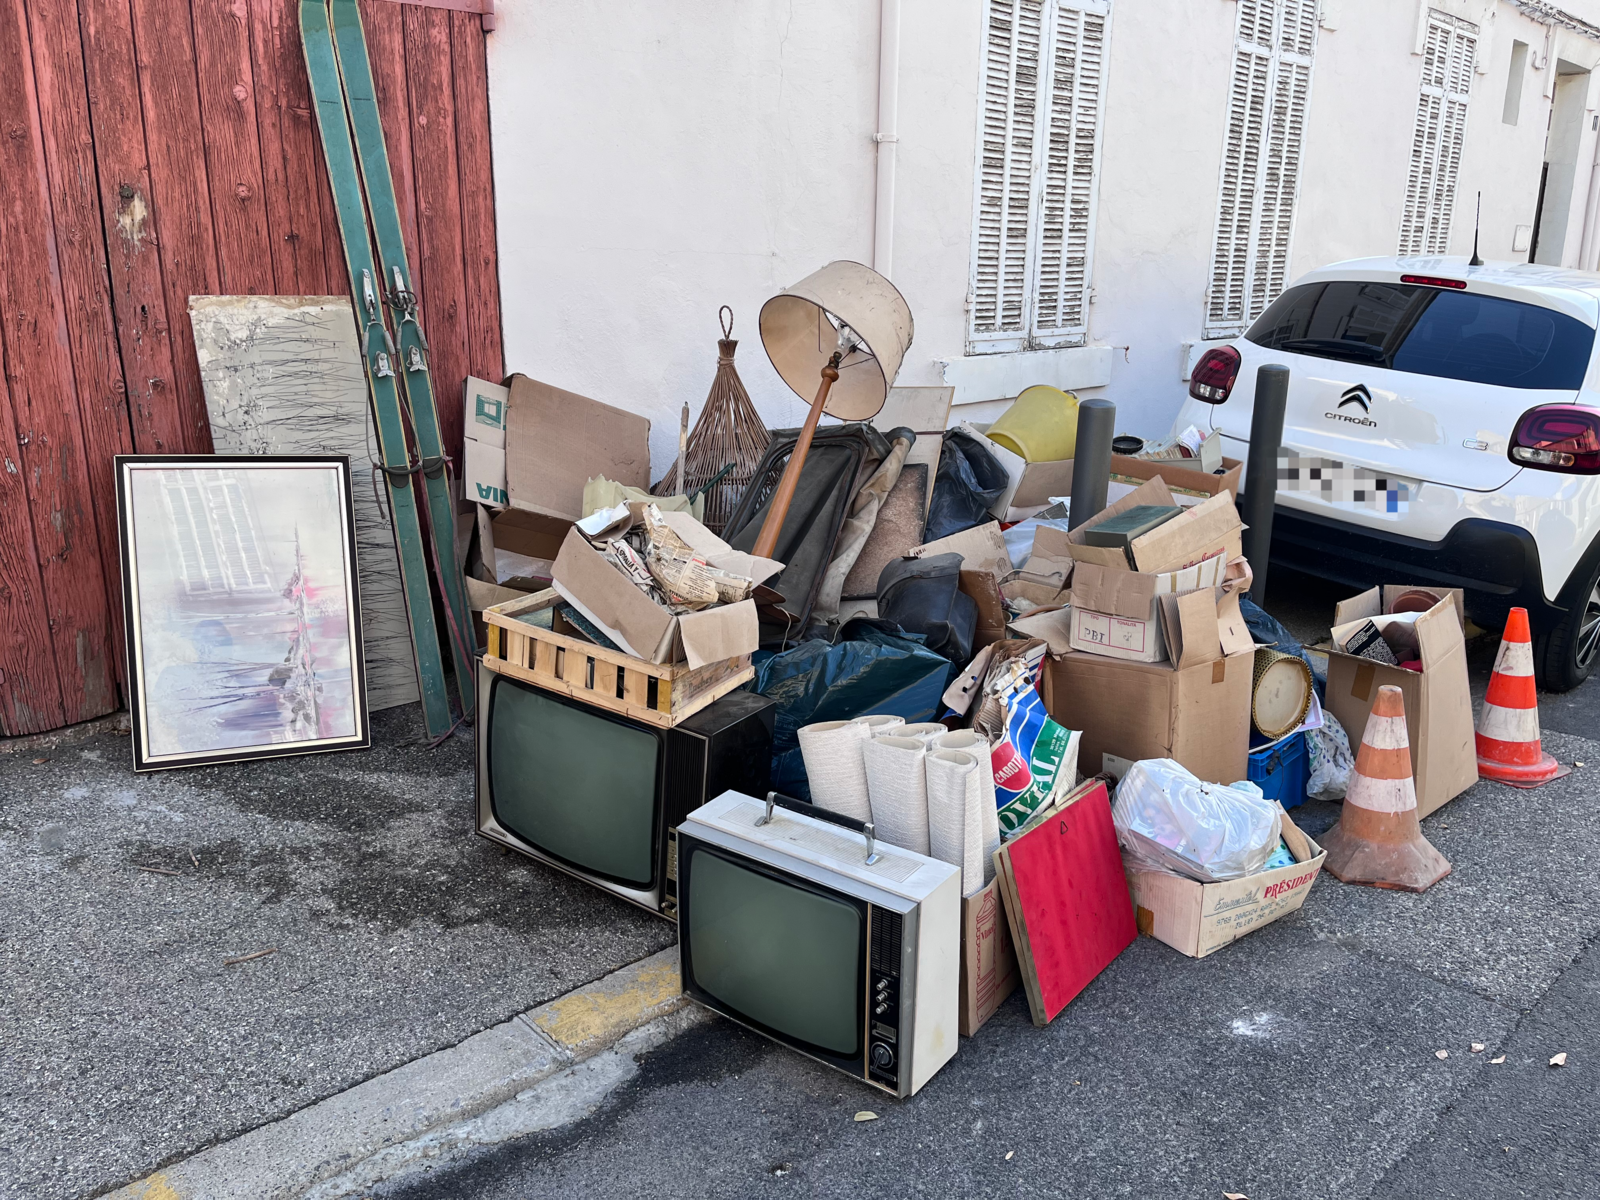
[116,456,370,771]
[190,295,419,712]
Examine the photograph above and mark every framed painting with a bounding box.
[116,455,370,771]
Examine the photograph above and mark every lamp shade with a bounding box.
[758,261,914,422]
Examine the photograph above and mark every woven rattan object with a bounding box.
[658,306,771,534]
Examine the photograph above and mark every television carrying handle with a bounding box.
[756,791,881,866]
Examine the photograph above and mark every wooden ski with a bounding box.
[327,0,476,720]
[300,0,454,737]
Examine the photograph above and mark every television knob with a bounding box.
[870,1042,895,1070]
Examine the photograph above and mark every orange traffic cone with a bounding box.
[1476,607,1565,786]
[1321,684,1451,892]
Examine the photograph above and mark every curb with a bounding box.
[103,948,691,1200]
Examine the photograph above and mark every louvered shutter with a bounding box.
[1204,0,1320,338]
[1399,11,1477,255]
[1030,1,1109,346]
[969,0,1110,352]
[970,0,1046,351]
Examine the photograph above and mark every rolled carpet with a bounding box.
[863,735,931,855]
[797,719,875,823]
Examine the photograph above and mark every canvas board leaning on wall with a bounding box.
[115,455,370,772]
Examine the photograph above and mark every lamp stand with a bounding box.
[750,355,840,561]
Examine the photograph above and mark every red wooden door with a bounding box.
[0,0,502,736]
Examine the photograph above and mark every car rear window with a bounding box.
[1246,281,1595,389]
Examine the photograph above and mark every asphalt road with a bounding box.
[0,706,674,1200]
[368,571,1600,1200]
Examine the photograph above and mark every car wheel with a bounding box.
[1538,561,1600,693]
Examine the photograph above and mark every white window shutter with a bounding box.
[1030,1,1109,346]
[1204,0,1319,338]
[969,0,1111,353]
[1399,11,1477,255]
[970,0,1046,351]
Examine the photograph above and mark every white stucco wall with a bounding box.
[489,0,1600,480]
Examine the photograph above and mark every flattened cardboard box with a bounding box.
[959,875,1019,1037]
[1326,586,1476,818]
[463,375,510,507]
[505,374,651,521]
[1126,808,1326,958]
[1043,648,1253,784]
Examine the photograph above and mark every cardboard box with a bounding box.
[1067,554,1230,663]
[959,875,1019,1037]
[482,508,573,591]
[550,511,774,668]
[504,374,651,520]
[1064,478,1243,574]
[1108,453,1242,504]
[1325,586,1476,818]
[1042,647,1253,784]
[463,376,510,507]
[1126,808,1326,958]
[959,422,1075,522]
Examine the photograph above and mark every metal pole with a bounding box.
[1242,364,1290,604]
[1067,398,1116,531]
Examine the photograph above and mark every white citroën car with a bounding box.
[1174,256,1600,691]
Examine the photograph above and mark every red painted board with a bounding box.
[451,10,503,387]
[192,0,275,295]
[26,0,134,689]
[77,0,185,455]
[249,0,331,294]
[128,0,220,453]
[405,3,467,460]
[999,781,1136,1026]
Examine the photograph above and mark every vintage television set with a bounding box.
[677,790,961,1098]
[475,667,775,918]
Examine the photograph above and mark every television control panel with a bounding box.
[867,907,903,1091]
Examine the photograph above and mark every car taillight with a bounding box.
[1189,346,1241,404]
[1509,404,1600,473]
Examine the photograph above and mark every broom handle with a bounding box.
[751,363,838,560]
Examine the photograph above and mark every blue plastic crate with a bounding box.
[1248,729,1308,809]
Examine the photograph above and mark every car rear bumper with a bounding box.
[1268,508,1566,629]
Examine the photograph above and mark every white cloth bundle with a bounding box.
[924,748,993,896]
[894,722,950,741]
[856,714,906,735]
[932,730,1001,867]
[863,736,931,854]
[797,719,875,823]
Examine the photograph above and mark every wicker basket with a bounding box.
[480,589,754,728]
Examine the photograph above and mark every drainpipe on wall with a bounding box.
[873,0,901,278]
[1579,105,1600,268]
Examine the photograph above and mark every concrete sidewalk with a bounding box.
[0,706,673,1200]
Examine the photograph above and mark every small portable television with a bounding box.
[677,790,961,1098]
[475,668,775,918]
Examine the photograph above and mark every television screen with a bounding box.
[685,845,864,1057]
[488,677,662,887]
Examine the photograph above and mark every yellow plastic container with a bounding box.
[985,385,1080,462]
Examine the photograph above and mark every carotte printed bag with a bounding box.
[981,659,1082,834]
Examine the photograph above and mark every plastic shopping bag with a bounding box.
[1112,758,1282,882]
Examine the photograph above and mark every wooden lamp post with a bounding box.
[751,261,914,560]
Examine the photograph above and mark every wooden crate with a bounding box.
[481,589,754,727]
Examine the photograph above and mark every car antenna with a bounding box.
[1469,191,1484,267]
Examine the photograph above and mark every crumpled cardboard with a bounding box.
[910,521,1010,585]
[551,507,778,668]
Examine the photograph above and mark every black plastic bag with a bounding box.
[876,552,977,664]
[925,429,1008,540]
[750,625,953,803]
[1240,596,1326,700]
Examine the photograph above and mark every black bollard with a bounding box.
[1067,398,1116,531]
[1242,364,1290,604]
